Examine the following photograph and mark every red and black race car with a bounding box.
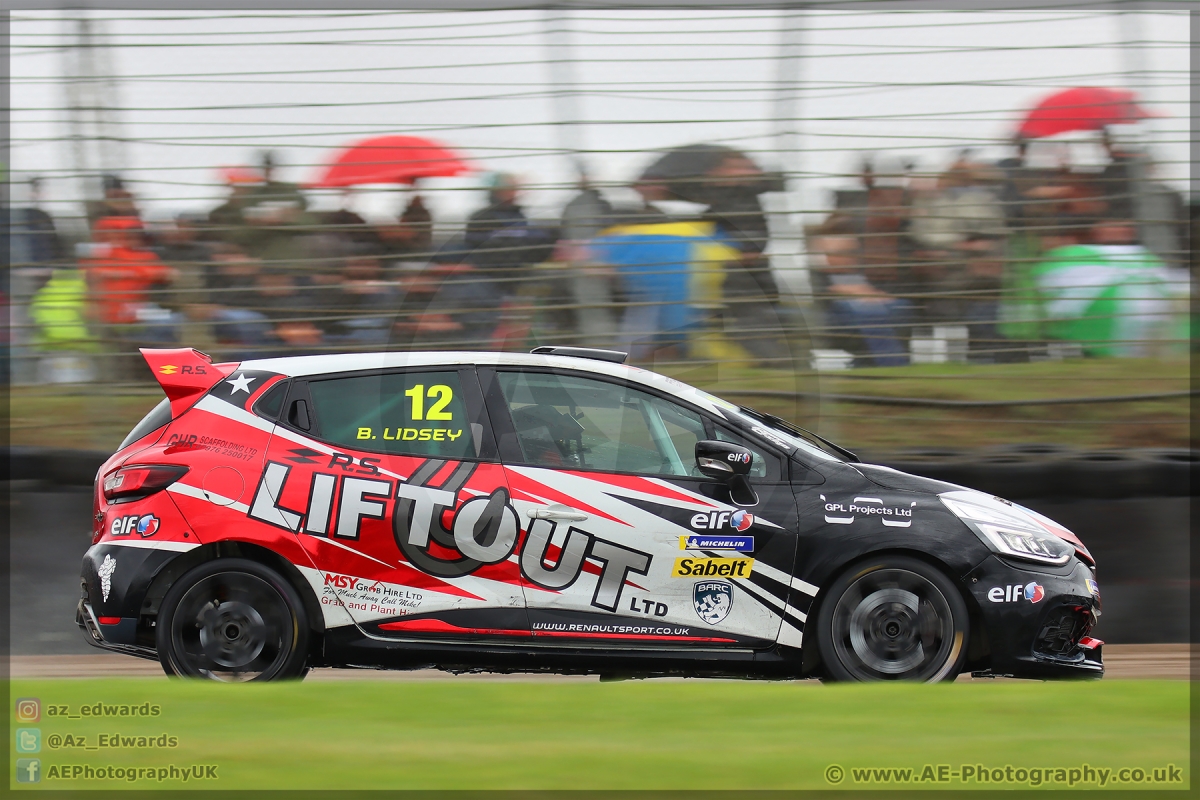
[79,346,1102,682]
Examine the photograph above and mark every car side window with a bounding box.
[711,425,782,481]
[306,370,477,459]
[496,371,707,476]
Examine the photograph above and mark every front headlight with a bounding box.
[940,493,1073,566]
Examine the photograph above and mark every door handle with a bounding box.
[527,504,589,522]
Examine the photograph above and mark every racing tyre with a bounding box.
[157,558,309,682]
[816,555,968,682]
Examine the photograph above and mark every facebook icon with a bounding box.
[16,758,40,783]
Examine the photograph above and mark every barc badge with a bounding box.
[693,580,733,625]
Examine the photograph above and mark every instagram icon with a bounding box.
[15,698,40,723]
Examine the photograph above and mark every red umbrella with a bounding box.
[310,135,471,188]
[1016,87,1157,140]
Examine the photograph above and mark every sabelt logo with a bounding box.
[672,557,753,578]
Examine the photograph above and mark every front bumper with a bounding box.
[967,555,1103,679]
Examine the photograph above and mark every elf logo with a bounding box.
[109,513,160,538]
[987,582,1044,604]
[689,509,754,531]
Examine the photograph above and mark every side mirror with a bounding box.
[695,440,758,507]
[696,440,754,478]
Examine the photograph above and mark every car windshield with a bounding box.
[689,388,844,463]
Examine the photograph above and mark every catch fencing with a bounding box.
[7,7,1191,454]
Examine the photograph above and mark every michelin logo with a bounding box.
[680,535,754,553]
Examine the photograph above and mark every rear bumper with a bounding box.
[76,598,158,661]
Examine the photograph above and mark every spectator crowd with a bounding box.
[806,133,1191,366]
[7,134,1193,383]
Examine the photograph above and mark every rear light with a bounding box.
[102,464,188,503]
[97,617,122,625]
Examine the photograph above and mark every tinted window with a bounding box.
[497,372,707,476]
[307,371,475,458]
[254,380,288,421]
[119,397,172,450]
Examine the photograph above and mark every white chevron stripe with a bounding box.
[100,539,199,553]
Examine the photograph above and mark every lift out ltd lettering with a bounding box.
[247,459,654,614]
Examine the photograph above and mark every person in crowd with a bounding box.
[808,213,911,366]
[317,252,398,346]
[465,172,527,249]
[29,266,97,358]
[155,214,217,350]
[702,153,790,362]
[463,173,558,347]
[82,216,180,346]
[236,150,321,275]
[9,177,66,382]
[378,194,435,264]
[398,194,434,254]
[557,176,617,345]
[251,265,325,356]
[1029,216,1188,358]
[12,177,64,266]
[93,174,141,224]
[206,165,262,247]
[319,189,383,253]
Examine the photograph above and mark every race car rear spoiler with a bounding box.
[140,348,239,417]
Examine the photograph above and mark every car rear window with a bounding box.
[306,371,475,459]
[118,397,172,451]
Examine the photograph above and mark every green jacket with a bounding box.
[1029,244,1186,357]
[29,269,98,351]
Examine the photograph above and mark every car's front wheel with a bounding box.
[816,555,968,682]
[157,558,309,682]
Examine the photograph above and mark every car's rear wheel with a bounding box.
[157,558,309,682]
[816,555,968,682]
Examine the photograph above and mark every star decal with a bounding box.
[227,373,257,395]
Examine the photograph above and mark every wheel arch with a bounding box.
[142,541,326,641]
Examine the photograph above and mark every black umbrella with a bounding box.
[638,143,784,205]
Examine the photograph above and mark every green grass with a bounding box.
[9,678,1189,790]
[8,357,1189,452]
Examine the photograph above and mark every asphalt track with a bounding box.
[7,645,1191,680]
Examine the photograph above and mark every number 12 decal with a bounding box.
[404,384,454,421]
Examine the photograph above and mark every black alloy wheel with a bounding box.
[157,558,309,682]
[816,555,968,682]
